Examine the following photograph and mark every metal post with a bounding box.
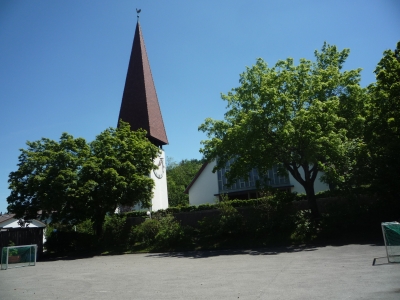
[33,245,36,266]
[6,247,9,270]
[381,223,390,263]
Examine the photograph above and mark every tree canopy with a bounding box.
[365,41,400,199]
[7,121,160,236]
[166,158,203,207]
[199,43,366,217]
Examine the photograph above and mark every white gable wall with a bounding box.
[1,219,46,228]
[187,160,330,206]
[189,161,219,206]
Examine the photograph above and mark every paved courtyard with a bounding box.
[0,243,399,299]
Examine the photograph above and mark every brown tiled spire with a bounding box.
[118,21,168,147]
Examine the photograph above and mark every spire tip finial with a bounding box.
[136,8,141,20]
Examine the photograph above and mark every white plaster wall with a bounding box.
[289,168,329,194]
[150,149,169,211]
[2,219,21,228]
[189,161,219,206]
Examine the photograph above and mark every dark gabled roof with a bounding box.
[184,162,209,194]
[0,213,15,225]
[118,21,168,147]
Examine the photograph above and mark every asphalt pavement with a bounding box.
[0,242,399,299]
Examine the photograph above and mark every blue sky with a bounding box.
[0,0,399,213]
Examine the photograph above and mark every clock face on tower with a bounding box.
[153,156,165,179]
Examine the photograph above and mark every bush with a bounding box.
[7,241,18,256]
[218,201,243,236]
[197,217,219,241]
[130,218,160,248]
[155,215,188,250]
[45,230,96,253]
[45,216,129,253]
[102,214,128,247]
[197,201,244,247]
[129,215,192,251]
[290,210,319,243]
[76,219,95,235]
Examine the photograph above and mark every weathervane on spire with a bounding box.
[136,8,141,20]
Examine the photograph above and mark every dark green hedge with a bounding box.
[124,196,291,217]
[123,189,364,218]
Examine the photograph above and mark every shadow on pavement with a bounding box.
[372,257,390,266]
[146,239,384,259]
[39,253,96,262]
[38,238,384,261]
[145,245,317,259]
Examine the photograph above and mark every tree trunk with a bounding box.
[95,221,103,238]
[304,182,320,219]
[284,162,320,219]
[93,212,106,238]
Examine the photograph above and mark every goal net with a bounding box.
[381,222,400,263]
[1,244,37,270]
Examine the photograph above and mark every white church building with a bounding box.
[185,160,329,206]
[117,19,169,211]
[117,17,329,210]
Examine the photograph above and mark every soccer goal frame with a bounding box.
[381,222,400,263]
[1,244,38,270]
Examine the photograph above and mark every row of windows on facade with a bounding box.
[217,160,289,193]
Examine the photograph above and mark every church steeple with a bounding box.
[118,20,168,147]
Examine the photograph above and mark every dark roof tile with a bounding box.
[118,21,168,146]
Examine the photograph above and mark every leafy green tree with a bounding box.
[79,122,159,236]
[199,43,366,218]
[365,41,400,199]
[7,121,160,236]
[7,133,89,225]
[166,158,203,207]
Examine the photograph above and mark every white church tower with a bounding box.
[117,16,169,211]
